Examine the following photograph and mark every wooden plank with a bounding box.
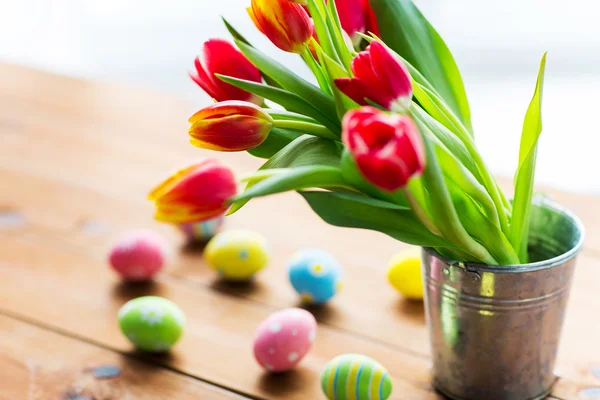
[0,313,247,399]
[0,231,439,399]
[0,63,598,398]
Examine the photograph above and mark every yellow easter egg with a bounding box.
[205,230,269,281]
[387,249,423,300]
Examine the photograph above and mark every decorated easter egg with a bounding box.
[288,249,342,304]
[178,215,224,243]
[118,296,185,352]
[253,308,317,372]
[109,230,167,281]
[321,354,393,400]
[205,230,269,280]
[387,249,424,300]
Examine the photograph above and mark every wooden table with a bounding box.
[1,63,599,399]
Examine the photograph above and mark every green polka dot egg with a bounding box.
[118,296,185,352]
[205,230,269,281]
[321,354,392,400]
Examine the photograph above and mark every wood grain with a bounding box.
[1,63,599,399]
[0,314,247,399]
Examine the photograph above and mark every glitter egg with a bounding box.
[288,249,342,304]
[253,308,317,372]
[109,230,167,281]
[387,249,424,300]
[321,354,393,400]
[177,215,224,243]
[204,230,269,281]
[118,296,185,352]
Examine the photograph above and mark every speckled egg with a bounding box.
[118,296,185,352]
[178,215,224,243]
[253,308,317,372]
[204,230,269,281]
[387,249,424,300]
[288,249,342,304]
[321,354,393,400]
[109,230,167,281]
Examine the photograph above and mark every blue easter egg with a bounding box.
[288,249,342,304]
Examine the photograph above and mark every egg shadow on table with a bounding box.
[180,240,209,255]
[257,368,308,398]
[209,278,267,297]
[298,301,338,322]
[112,280,162,302]
[396,298,425,324]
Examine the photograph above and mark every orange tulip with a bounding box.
[248,0,314,53]
[188,101,273,152]
[148,160,237,223]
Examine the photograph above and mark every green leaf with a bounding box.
[217,75,340,133]
[321,53,360,118]
[221,17,281,88]
[307,0,340,63]
[229,135,342,214]
[232,166,348,203]
[509,53,547,263]
[325,0,353,70]
[300,191,454,248]
[234,40,339,127]
[411,105,481,184]
[369,0,473,133]
[247,128,300,159]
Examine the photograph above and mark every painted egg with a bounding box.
[109,230,167,281]
[321,354,393,400]
[253,308,317,372]
[178,215,224,243]
[118,296,185,352]
[288,249,342,304]
[205,230,269,281]
[387,249,424,300]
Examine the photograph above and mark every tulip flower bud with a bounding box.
[188,101,273,152]
[248,0,314,53]
[190,39,262,105]
[148,160,237,224]
[342,107,425,191]
[335,0,367,46]
[335,41,412,112]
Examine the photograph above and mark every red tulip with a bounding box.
[190,39,262,105]
[148,160,237,223]
[361,0,380,37]
[248,0,314,53]
[334,0,367,46]
[188,101,273,152]
[342,107,425,191]
[335,41,412,112]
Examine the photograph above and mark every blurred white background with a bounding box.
[0,0,597,193]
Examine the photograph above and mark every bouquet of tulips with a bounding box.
[149,0,547,266]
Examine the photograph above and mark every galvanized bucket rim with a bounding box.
[424,199,585,274]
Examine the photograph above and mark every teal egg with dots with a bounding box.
[288,249,342,304]
[118,296,185,353]
[321,354,393,400]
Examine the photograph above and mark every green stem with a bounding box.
[300,47,332,95]
[273,119,338,141]
[403,188,441,236]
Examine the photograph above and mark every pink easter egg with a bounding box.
[253,308,317,372]
[109,230,167,281]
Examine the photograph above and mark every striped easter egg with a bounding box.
[321,354,392,400]
[177,215,224,243]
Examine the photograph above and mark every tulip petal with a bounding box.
[190,56,230,101]
[189,114,273,152]
[148,163,203,201]
[189,101,269,124]
[203,39,263,102]
[335,0,366,42]
[369,41,412,99]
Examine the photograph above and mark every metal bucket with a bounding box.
[422,200,585,400]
